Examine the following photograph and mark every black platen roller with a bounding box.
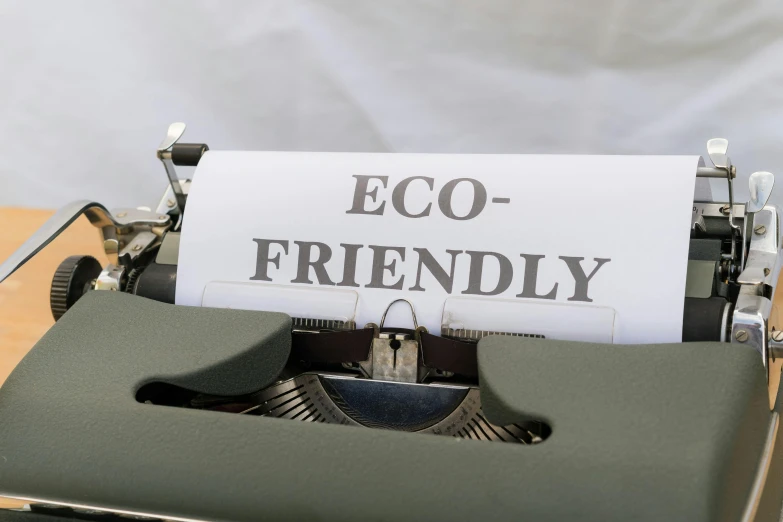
[130,263,177,304]
[171,143,209,166]
[127,262,731,343]
[682,297,730,342]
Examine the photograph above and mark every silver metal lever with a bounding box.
[0,200,170,285]
[707,138,742,269]
[737,172,776,285]
[706,138,739,232]
[747,171,775,214]
[156,122,188,213]
[0,201,112,284]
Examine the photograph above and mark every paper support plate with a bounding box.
[202,282,359,327]
[441,296,616,343]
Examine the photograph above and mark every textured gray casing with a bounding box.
[0,292,774,522]
[479,336,772,522]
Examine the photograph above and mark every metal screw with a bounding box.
[720,205,731,215]
[116,212,127,218]
[167,199,176,208]
[132,244,143,252]
[158,215,167,220]
[735,329,749,342]
[772,329,783,342]
[754,225,766,235]
[764,268,771,276]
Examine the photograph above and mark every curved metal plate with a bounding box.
[157,122,186,152]
[242,373,544,443]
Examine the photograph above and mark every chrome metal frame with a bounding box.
[732,205,782,381]
[0,201,170,285]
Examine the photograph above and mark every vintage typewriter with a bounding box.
[1,125,783,521]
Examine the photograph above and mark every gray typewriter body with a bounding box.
[0,127,782,521]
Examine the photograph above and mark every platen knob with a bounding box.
[50,255,102,321]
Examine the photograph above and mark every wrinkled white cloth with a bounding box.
[1,0,781,208]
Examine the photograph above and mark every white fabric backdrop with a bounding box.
[1,0,782,209]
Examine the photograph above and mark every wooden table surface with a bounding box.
[0,208,109,385]
[0,206,780,509]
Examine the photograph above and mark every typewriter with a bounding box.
[0,125,782,522]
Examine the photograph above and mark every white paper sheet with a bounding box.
[176,151,699,344]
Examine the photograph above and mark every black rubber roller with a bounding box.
[171,143,209,166]
[131,263,177,304]
[682,297,730,342]
[50,255,102,321]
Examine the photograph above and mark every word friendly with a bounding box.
[251,241,609,303]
